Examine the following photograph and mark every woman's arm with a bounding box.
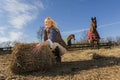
[50,28,58,42]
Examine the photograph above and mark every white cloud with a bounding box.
[62,28,88,35]
[0,0,44,43]
[4,0,44,29]
[0,31,26,42]
[62,21,120,35]
[0,31,20,42]
[98,21,120,29]
[10,31,23,41]
[0,27,6,35]
[0,37,9,42]
[9,14,33,29]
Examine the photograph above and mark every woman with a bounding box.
[33,17,67,63]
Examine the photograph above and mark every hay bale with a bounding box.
[10,43,56,74]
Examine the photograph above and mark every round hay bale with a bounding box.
[10,43,56,74]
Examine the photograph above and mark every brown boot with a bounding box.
[54,46,61,64]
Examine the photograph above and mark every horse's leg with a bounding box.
[93,40,96,49]
[96,40,100,49]
[90,40,94,49]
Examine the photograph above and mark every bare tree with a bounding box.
[3,41,12,47]
[106,37,114,42]
[116,36,120,45]
[0,40,20,48]
[80,31,88,43]
[100,38,105,43]
[11,40,20,47]
[37,26,44,42]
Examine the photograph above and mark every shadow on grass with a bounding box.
[24,54,120,76]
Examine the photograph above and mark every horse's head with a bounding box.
[67,34,75,41]
[71,34,75,40]
[91,17,97,29]
[90,17,97,33]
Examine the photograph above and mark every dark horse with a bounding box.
[88,17,100,49]
[67,34,75,46]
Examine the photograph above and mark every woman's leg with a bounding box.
[51,43,67,63]
[52,43,67,56]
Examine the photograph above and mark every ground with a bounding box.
[0,47,120,80]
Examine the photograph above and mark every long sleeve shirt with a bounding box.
[44,27,68,49]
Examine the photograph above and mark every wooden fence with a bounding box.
[0,42,112,54]
[0,47,12,54]
[68,42,111,50]
[0,47,12,51]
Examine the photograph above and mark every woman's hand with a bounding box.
[44,41,49,46]
[32,41,49,53]
[33,43,43,53]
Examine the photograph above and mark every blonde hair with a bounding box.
[45,17,59,30]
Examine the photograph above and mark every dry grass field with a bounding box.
[0,47,120,80]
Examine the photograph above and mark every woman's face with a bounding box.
[45,19,52,28]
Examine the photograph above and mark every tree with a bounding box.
[1,41,12,47]
[106,37,114,42]
[80,31,88,43]
[37,26,44,42]
[0,40,19,47]
[11,40,19,47]
[116,36,120,45]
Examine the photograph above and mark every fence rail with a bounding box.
[68,42,111,50]
[0,42,112,53]
[0,47,12,51]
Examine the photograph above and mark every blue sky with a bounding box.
[0,0,120,43]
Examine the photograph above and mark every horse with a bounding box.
[67,34,75,46]
[88,17,100,49]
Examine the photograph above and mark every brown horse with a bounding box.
[67,34,75,46]
[88,17,100,49]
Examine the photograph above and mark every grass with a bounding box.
[0,47,120,80]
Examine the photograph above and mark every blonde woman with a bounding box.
[33,17,67,63]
